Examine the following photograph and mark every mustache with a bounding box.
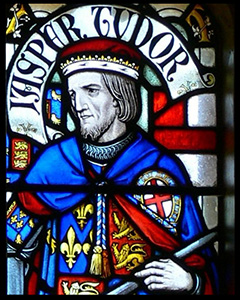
[71,106,92,118]
[80,112,116,141]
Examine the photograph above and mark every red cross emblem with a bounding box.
[144,178,172,218]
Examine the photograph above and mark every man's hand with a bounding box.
[134,258,194,293]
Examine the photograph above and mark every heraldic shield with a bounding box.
[134,170,181,235]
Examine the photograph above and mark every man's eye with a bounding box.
[87,88,99,96]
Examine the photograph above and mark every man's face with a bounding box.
[67,71,119,142]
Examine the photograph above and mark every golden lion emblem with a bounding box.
[112,243,147,271]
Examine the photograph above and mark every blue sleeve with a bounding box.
[158,153,219,293]
[158,153,207,240]
[25,138,88,185]
[23,138,90,212]
[158,153,190,185]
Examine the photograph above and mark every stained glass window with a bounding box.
[6,3,234,295]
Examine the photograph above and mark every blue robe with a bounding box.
[7,131,218,294]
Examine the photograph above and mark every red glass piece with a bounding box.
[154,129,216,150]
[155,101,184,126]
[153,91,168,113]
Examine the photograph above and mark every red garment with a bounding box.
[18,191,53,215]
[114,194,179,251]
[114,194,214,294]
[17,191,214,294]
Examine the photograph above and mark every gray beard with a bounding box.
[80,114,116,142]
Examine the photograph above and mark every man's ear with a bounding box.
[113,98,119,109]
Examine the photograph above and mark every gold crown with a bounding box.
[60,54,139,71]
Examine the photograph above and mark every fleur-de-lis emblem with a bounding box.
[60,226,81,269]
[15,233,23,244]
[10,210,27,229]
[73,203,94,230]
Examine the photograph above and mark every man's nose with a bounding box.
[75,91,88,111]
